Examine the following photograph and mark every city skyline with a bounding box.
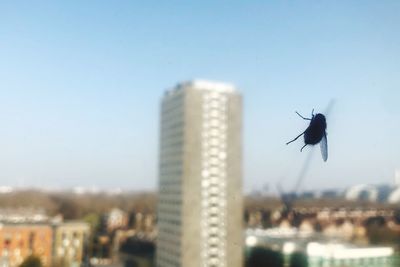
[1,2,400,191]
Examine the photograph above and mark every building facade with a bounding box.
[156,80,243,267]
[0,223,53,267]
[52,221,90,267]
[102,208,129,233]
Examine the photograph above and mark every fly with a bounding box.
[286,109,328,161]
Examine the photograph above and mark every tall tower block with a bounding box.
[156,80,243,267]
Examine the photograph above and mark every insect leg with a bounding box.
[295,111,311,120]
[286,131,305,145]
[300,144,307,151]
[311,109,314,117]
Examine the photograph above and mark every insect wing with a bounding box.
[320,133,328,161]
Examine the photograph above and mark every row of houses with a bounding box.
[290,184,400,204]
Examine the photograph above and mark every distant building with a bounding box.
[395,170,400,186]
[52,221,90,267]
[388,186,400,204]
[376,185,393,202]
[157,80,243,267]
[299,191,316,199]
[0,208,49,224]
[320,189,341,199]
[245,228,397,267]
[344,184,400,203]
[129,212,156,234]
[0,223,53,267]
[102,208,128,233]
[345,184,379,202]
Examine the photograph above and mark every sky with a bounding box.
[0,1,399,192]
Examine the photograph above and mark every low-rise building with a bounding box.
[52,221,90,267]
[0,223,53,267]
[245,228,398,267]
[102,209,128,233]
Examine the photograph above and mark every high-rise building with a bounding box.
[156,80,243,267]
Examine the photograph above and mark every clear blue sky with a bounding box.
[0,1,399,192]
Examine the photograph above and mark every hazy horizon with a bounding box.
[1,1,399,192]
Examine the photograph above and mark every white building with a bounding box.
[156,80,243,267]
[345,184,379,202]
[395,170,400,186]
[246,228,396,267]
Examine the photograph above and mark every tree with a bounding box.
[290,252,308,267]
[19,255,43,267]
[246,247,284,267]
[83,212,100,233]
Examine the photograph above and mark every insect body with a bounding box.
[286,109,328,161]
